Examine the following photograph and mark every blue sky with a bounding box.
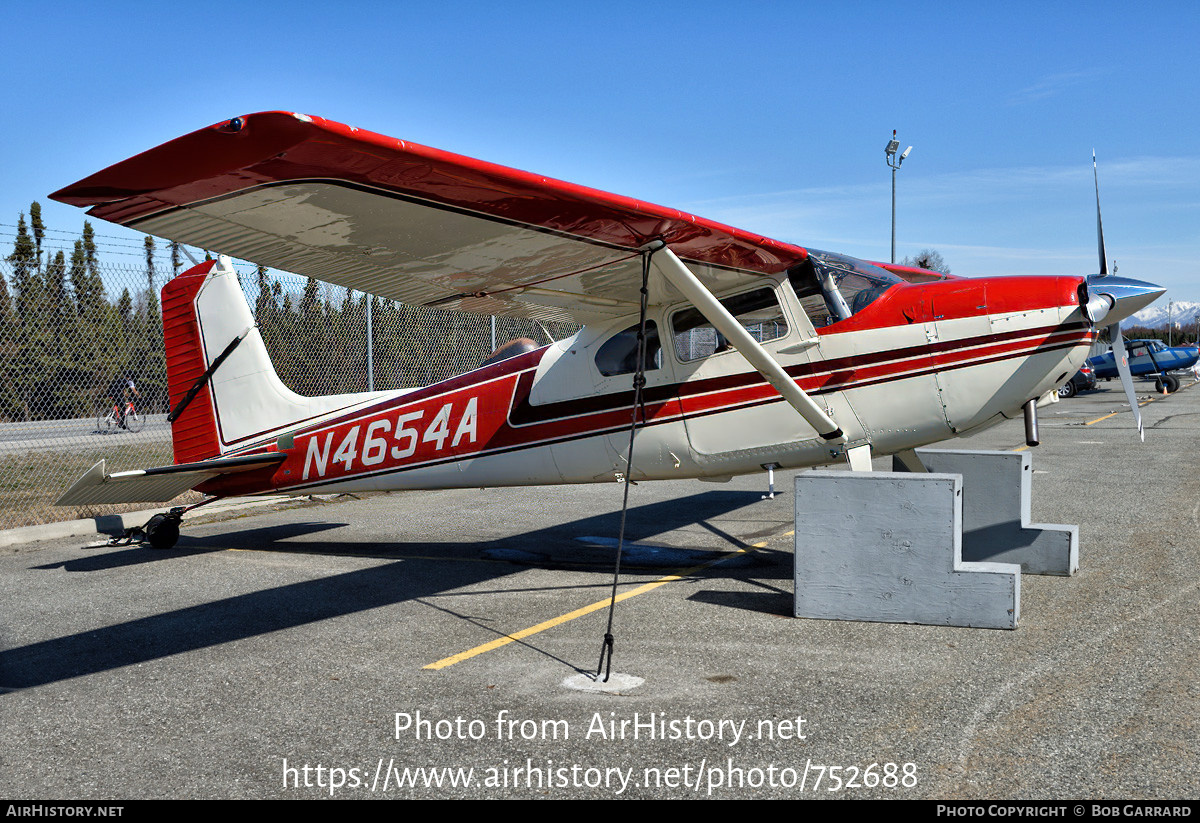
[3,1,1197,300]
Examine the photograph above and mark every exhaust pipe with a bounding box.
[1023,399,1039,447]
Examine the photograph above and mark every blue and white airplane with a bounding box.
[1088,338,1198,393]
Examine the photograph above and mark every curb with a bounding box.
[0,496,292,549]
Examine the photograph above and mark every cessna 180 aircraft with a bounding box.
[1088,338,1199,393]
[51,112,1164,548]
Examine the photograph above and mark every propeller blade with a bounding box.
[1108,323,1144,441]
[1094,152,1108,277]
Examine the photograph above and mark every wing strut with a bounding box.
[649,244,847,444]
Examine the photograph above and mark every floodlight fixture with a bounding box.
[885,130,913,263]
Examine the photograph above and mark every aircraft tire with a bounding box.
[144,513,181,550]
[1057,381,1077,399]
[1165,374,1180,393]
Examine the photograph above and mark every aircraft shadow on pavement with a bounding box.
[29,522,349,573]
[0,490,787,689]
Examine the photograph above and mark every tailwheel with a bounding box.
[143,509,184,550]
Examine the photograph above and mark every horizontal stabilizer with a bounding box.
[56,452,285,506]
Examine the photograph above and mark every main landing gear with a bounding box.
[1153,373,1180,394]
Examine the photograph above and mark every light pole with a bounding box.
[885,130,912,264]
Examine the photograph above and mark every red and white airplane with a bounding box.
[51,112,1163,548]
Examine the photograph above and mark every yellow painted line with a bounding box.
[1014,393,1157,446]
[1084,390,1168,427]
[1031,375,1198,438]
[424,539,771,670]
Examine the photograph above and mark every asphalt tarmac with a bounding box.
[1,379,1197,800]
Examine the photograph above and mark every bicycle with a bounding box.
[96,399,145,433]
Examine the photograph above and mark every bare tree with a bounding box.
[900,248,950,274]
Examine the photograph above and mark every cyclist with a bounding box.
[108,375,141,429]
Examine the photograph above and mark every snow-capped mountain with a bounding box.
[1125,300,1200,330]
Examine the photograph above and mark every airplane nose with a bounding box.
[1084,275,1166,326]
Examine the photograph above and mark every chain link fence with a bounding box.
[0,259,578,531]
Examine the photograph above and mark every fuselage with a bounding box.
[197,271,1094,499]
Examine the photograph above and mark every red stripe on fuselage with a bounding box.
[195,314,1091,496]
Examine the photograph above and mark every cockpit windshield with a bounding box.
[788,249,902,328]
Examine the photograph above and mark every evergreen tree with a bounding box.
[5,214,47,420]
[117,287,132,329]
[32,251,89,419]
[254,264,276,327]
[143,235,159,320]
[292,277,335,395]
[144,236,157,293]
[81,221,104,306]
[169,240,182,275]
[0,267,11,320]
[82,221,97,268]
[0,264,13,418]
[69,240,100,319]
[45,251,71,321]
[65,239,109,414]
[8,213,40,316]
[29,202,45,272]
[134,236,165,411]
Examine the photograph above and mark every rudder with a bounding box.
[163,260,222,463]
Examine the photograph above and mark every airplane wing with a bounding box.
[56,452,285,506]
[51,112,809,323]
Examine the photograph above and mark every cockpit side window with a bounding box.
[671,287,788,362]
[787,249,902,328]
[788,259,839,328]
[595,321,662,377]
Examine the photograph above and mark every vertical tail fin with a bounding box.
[161,257,383,464]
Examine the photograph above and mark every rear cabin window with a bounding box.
[595,321,662,377]
[671,287,788,362]
[788,249,901,328]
